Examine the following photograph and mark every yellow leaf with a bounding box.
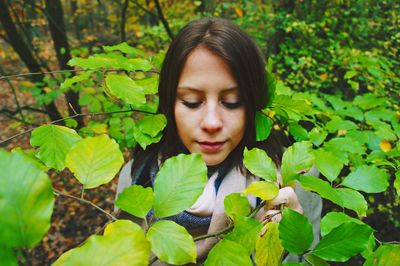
[320,73,328,81]
[255,222,283,266]
[234,7,243,17]
[338,129,347,136]
[241,181,279,201]
[379,141,392,152]
[148,0,155,10]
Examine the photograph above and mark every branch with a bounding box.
[54,188,117,221]
[128,0,158,18]
[0,108,157,146]
[154,0,174,40]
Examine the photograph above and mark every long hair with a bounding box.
[131,18,277,184]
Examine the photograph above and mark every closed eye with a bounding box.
[222,101,242,109]
[182,101,202,109]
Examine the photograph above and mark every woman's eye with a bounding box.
[222,101,242,109]
[182,101,201,108]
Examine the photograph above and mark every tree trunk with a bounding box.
[120,0,129,42]
[0,0,63,123]
[44,0,83,128]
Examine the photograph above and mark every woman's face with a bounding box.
[174,47,246,165]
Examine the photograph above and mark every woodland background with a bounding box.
[0,0,399,265]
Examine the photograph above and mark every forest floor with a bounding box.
[1,82,399,265]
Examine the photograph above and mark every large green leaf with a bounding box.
[320,212,366,237]
[364,244,400,266]
[241,181,279,201]
[54,221,150,266]
[255,222,284,266]
[279,208,314,255]
[115,185,154,218]
[103,219,143,236]
[204,239,252,266]
[304,254,330,266]
[298,175,343,207]
[65,135,124,189]
[0,150,54,248]
[255,111,273,141]
[135,74,159,94]
[136,114,167,138]
[105,74,146,107]
[153,154,207,218]
[30,124,81,171]
[224,217,263,255]
[342,165,389,193]
[243,147,277,182]
[311,222,373,262]
[336,188,368,217]
[224,193,251,222]
[146,220,196,265]
[313,149,343,182]
[103,42,148,58]
[281,141,314,185]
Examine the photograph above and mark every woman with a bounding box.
[116,17,322,263]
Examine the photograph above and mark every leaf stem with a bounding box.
[54,189,117,221]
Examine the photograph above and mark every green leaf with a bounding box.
[225,217,263,254]
[364,244,400,266]
[361,233,376,259]
[308,127,328,146]
[255,222,284,266]
[255,111,273,141]
[224,193,251,222]
[353,93,386,110]
[60,71,92,90]
[324,117,358,132]
[205,239,252,266]
[153,154,207,218]
[103,219,143,236]
[265,58,276,107]
[243,147,277,182]
[103,42,147,58]
[135,74,159,94]
[30,125,81,171]
[65,135,124,189]
[304,253,330,266]
[336,188,368,217]
[288,122,309,141]
[342,165,389,193]
[311,222,373,262]
[298,175,343,206]
[136,114,167,138]
[324,137,366,155]
[320,212,366,237]
[54,223,150,266]
[279,208,314,255]
[314,149,343,182]
[0,150,54,248]
[241,181,279,201]
[147,220,196,265]
[281,141,314,185]
[395,170,400,197]
[105,74,146,106]
[0,246,17,266]
[115,185,154,218]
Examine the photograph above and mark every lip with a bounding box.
[198,141,225,153]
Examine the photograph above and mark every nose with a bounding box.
[200,103,223,133]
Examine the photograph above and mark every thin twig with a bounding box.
[128,0,158,18]
[154,0,174,40]
[0,108,157,146]
[54,188,117,221]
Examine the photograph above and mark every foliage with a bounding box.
[1,1,399,265]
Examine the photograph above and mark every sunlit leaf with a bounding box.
[364,244,400,266]
[136,114,166,138]
[65,135,124,189]
[342,165,389,193]
[224,193,251,222]
[103,42,148,58]
[103,219,143,236]
[115,185,154,218]
[255,222,283,266]
[0,150,54,248]
[241,181,279,201]
[60,71,92,90]
[311,222,373,262]
[313,149,343,182]
[281,141,314,185]
[279,208,314,255]
[30,124,81,171]
[153,154,207,218]
[335,188,368,217]
[204,239,252,266]
[320,212,366,237]
[105,74,146,107]
[147,220,196,265]
[225,217,262,254]
[135,74,159,94]
[298,175,343,207]
[0,246,17,266]
[243,147,277,182]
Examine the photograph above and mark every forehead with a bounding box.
[177,47,238,94]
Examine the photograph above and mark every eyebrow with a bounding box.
[176,86,239,93]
